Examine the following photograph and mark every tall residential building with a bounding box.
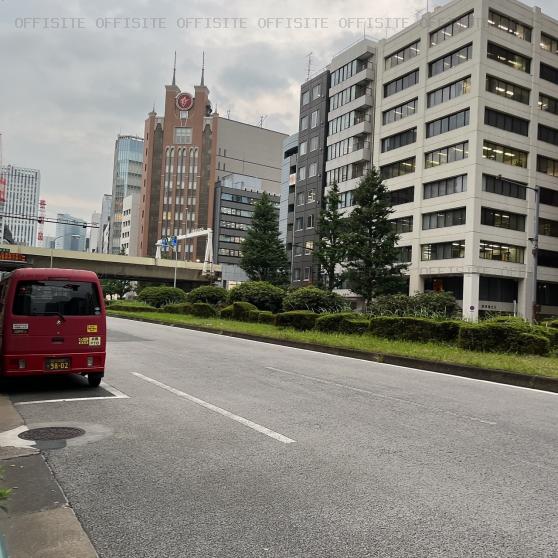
[55,214,86,251]
[109,135,143,254]
[279,133,298,244]
[289,0,558,320]
[119,192,141,256]
[98,194,112,253]
[0,165,40,246]
[88,211,101,253]
[139,64,287,260]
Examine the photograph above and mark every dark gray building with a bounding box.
[213,173,280,288]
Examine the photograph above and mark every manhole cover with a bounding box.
[18,427,85,441]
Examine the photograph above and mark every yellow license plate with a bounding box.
[46,358,71,371]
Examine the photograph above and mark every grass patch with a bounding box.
[108,310,558,380]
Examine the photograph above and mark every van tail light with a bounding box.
[18,360,26,370]
[87,357,94,367]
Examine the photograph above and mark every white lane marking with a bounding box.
[14,382,130,406]
[132,372,296,444]
[266,366,497,426]
[112,318,557,397]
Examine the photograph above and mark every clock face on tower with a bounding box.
[176,92,194,111]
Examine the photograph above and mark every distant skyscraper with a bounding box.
[88,211,101,253]
[98,194,112,253]
[109,135,143,254]
[119,192,141,256]
[55,213,86,251]
[0,165,40,246]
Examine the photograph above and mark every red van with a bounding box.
[0,268,106,387]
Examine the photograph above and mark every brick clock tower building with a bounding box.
[139,59,286,260]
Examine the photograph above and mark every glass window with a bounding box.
[307,214,315,228]
[540,63,558,85]
[482,174,526,200]
[538,124,558,146]
[303,267,311,281]
[308,162,318,177]
[480,277,519,303]
[429,44,472,77]
[300,115,308,131]
[482,141,527,168]
[13,280,101,316]
[430,11,474,46]
[484,108,529,136]
[307,189,316,203]
[541,33,558,55]
[299,141,307,156]
[486,75,530,105]
[426,108,470,138]
[384,69,419,98]
[481,207,526,231]
[174,127,192,144]
[295,217,304,231]
[304,241,314,255]
[294,245,303,257]
[388,186,414,205]
[423,174,467,199]
[427,76,471,108]
[539,92,558,115]
[311,110,320,128]
[537,281,558,305]
[487,42,531,73]
[537,155,558,177]
[298,166,306,180]
[381,128,417,152]
[310,136,319,151]
[540,186,558,207]
[385,40,420,70]
[422,207,466,230]
[296,192,305,206]
[488,10,532,42]
[390,216,414,233]
[302,90,310,105]
[383,98,418,125]
[421,241,465,260]
[425,142,469,168]
[339,190,355,209]
[312,84,321,99]
[395,246,412,263]
[380,157,416,179]
[480,240,524,263]
[331,58,368,87]
[293,268,301,281]
[538,250,558,268]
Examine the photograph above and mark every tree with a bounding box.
[101,278,132,299]
[315,181,346,291]
[240,192,289,285]
[342,168,407,305]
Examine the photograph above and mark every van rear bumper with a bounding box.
[1,352,106,376]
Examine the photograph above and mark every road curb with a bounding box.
[109,314,558,394]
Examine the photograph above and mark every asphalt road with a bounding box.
[12,317,558,558]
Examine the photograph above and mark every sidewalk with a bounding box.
[0,395,97,558]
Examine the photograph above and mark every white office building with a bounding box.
[98,194,112,253]
[0,165,40,246]
[88,211,101,253]
[119,192,140,256]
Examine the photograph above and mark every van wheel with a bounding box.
[88,373,103,388]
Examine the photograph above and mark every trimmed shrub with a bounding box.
[137,286,187,308]
[190,303,218,318]
[257,311,276,325]
[109,302,156,313]
[546,319,558,329]
[283,287,348,313]
[248,310,262,323]
[230,301,258,321]
[369,316,461,343]
[186,286,228,305]
[458,322,550,355]
[315,312,369,335]
[220,305,234,319]
[162,303,194,314]
[275,310,319,331]
[369,291,459,318]
[228,281,285,312]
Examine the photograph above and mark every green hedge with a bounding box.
[109,302,156,313]
[257,311,276,325]
[221,302,257,321]
[220,305,234,319]
[275,310,319,331]
[369,317,461,343]
[137,286,187,308]
[162,303,194,314]
[369,291,459,318]
[283,287,348,313]
[315,312,369,334]
[228,281,285,312]
[186,286,228,305]
[190,303,218,318]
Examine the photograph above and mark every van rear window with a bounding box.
[13,281,101,316]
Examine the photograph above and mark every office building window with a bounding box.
[540,187,558,207]
[430,11,474,46]
[381,128,417,152]
[391,216,413,233]
[539,250,558,268]
[218,248,242,257]
[307,214,315,228]
[422,207,466,230]
[293,268,301,281]
[423,174,467,199]
[300,116,308,131]
[307,189,316,203]
[421,240,465,260]
[488,10,532,42]
[425,142,468,168]
[539,218,558,238]
[482,174,526,200]
[480,277,519,303]
[537,155,558,177]
[302,90,310,105]
[295,217,304,231]
[304,241,314,255]
[539,93,558,115]
[538,124,558,146]
[395,245,412,263]
[311,110,320,128]
[308,162,318,177]
[298,166,306,180]
[174,127,192,144]
[427,76,471,108]
[299,141,307,156]
[483,141,527,168]
[384,69,419,98]
[486,75,530,104]
[310,136,319,151]
[312,84,321,99]
[481,207,525,231]
[480,241,524,263]
[221,207,253,218]
[540,62,558,85]
[538,281,558,306]
[484,108,529,136]
[296,192,305,206]
[426,108,470,138]
[541,33,558,55]
[328,111,356,135]
[381,157,416,179]
[330,85,357,111]
[385,40,420,70]
[429,44,472,77]
[303,267,311,281]
[389,186,414,205]
[294,245,303,257]
[339,190,354,208]
[487,42,531,73]
[331,59,366,87]
[383,98,418,125]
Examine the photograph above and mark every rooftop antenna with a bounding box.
[172,51,177,86]
[201,51,205,86]
[258,115,267,127]
[306,52,313,81]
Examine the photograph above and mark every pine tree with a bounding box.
[240,192,289,285]
[342,168,407,305]
[316,182,346,291]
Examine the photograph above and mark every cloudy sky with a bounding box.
[1,0,558,235]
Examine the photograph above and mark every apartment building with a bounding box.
[279,133,298,245]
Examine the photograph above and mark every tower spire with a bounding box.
[172,51,177,86]
[201,51,205,86]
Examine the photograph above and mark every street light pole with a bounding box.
[50,234,80,268]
